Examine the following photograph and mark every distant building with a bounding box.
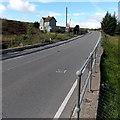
[39,16,57,32]
[118,1,120,22]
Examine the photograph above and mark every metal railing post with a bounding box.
[95,41,101,72]
[89,54,93,91]
[76,70,82,120]
[95,47,97,73]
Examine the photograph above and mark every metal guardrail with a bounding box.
[75,32,101,119]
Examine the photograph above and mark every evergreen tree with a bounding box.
[101,12,117,35]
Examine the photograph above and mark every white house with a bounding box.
[39,16,57,32]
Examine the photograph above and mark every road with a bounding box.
[2,31,101,118]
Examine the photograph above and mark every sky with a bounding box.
[0,0,119,28]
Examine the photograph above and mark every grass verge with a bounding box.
[97,34,120,119]
[2,33,78,49]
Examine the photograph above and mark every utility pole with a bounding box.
[66,7,68,27]
[118,1,120,22]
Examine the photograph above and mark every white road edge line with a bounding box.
[53,79,77,118]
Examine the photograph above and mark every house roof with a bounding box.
[42,16,57,22]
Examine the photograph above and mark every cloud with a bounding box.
[95,12,106,16]
[73,13,81,16]
[1,0,119,2]
[38,11,62,17]
[81,19,101,28]
[27,0,119,2]
[71,19,101,28]
[108,7,118,11]
[73,13,86,16]
[81,13,87,15]
[38,0,56,3]
[0,4,6,14]
[48,11,62,16]
[94,12,106,22]
[8,0,36,12]
[20,14,29,21]
[0,15,11,18]
[71,12,105,28]
[57,23,65,27]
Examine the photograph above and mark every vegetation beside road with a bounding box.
[1,18,87,49]
[97,34,119,119]
[2,32,78,49]
[97,10,120,119]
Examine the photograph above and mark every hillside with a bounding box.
[1,19,35,35]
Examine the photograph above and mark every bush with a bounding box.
[73,25,80,34]
[33,21,39,29]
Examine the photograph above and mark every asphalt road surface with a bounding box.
[2,31,101,118]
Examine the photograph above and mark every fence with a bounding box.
[75,32,101,119]
[1,33,78,49]
[2,35,51,49]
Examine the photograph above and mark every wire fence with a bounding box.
[96,82,118,119]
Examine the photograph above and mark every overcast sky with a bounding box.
[0,0,119,28]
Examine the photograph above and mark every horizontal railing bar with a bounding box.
[79,71,91,105]
[78,32,101,75]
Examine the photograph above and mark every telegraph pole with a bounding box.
[118,1,120,22]
[66,7,68,27]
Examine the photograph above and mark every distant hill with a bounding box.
[1,19,34,35]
